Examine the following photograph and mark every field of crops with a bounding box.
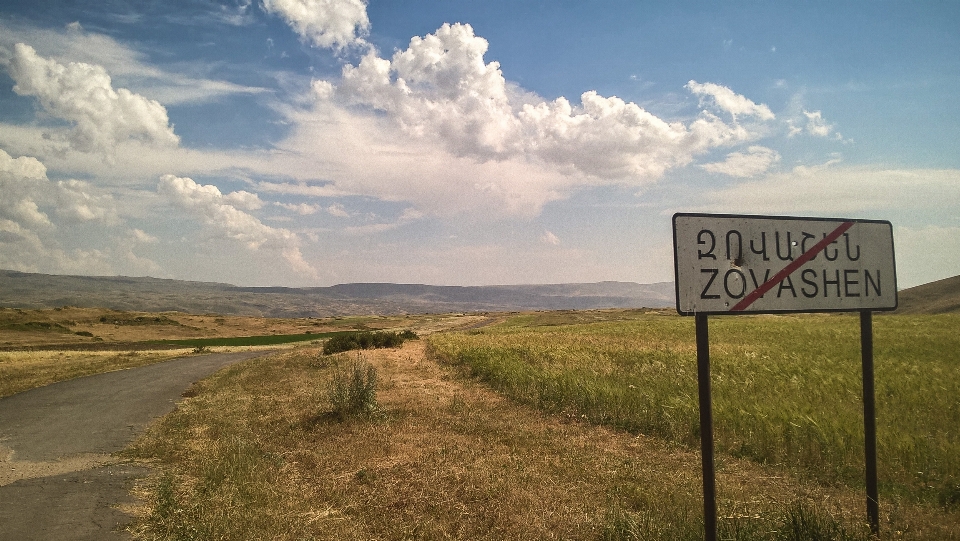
[427,311,960,509]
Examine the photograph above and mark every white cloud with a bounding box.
[0,149,157,276]
[262,0,370,50]
[326,203,350,217]
[0,149,52,229]
[700,146,780,177]
[343,206,424,235]
[0,21,268,107]
[0,148,118,229]
[686,80,775,121]
[787,109,838,138]
[315,22,778,215]
[157,174,316,278]
[336,22,715,177]
[132,228,158,243]
[0,17,787,228]
[541,230,561,246]
[277,201,321,215]
[223,189,265,211]
[802,109,835,137]
[5,43,179,155]
[55,179,119,224]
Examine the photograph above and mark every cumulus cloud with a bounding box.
[0,148,117,229]
[4,43,179,155]
[158,174,316,277]
[223,189,265,211]
[262,0,370,50]
[0,149,52,228]
[0,149,151,275]
[55,179,119,223]
[700,146,781,177]
[327,22,774,189]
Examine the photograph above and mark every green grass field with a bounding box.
[427,311,960,509]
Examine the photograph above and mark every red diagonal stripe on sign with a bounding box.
[730,221,855,311]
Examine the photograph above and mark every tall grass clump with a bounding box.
[428,312,960,507]
[327,353,378,419]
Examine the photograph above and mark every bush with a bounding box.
[328,355,378,419]
[322,330,418,355]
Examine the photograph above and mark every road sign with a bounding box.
[673,213,897,315]
[674,212,894,539]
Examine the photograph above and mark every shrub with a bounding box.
[322,330,418,355]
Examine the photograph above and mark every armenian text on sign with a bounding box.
[673,213,898,315]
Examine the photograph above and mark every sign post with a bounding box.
[672,213,897,539]
[695,313,716,539]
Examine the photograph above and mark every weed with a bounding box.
[354,467,377,484]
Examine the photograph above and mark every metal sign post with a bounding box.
[861,311,880,533]
[695,313,717,541]
[672,213,897,540]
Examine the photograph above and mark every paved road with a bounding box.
[0,350,272,540]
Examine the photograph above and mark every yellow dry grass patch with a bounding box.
[0,349,195,398]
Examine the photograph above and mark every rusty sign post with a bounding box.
[672,213,897,540]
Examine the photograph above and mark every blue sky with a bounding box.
[0,0,957,289]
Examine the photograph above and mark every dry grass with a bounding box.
[123,340,959,540]
[0,306,484,348]
[0,308,484,398]
[0,349,195,398]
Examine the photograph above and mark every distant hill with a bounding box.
[0,270,674,317]
[894,275,960,314]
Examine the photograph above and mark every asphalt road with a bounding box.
[0,350,272,540]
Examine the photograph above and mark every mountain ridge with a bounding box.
[0,270,674,317]
[893,274,960,314]
[4,269,954,317]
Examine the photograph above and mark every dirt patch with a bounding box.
[0,446,117,486]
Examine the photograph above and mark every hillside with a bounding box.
[0,270,674,317]
[894,274,960,314]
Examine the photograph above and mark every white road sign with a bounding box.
[673,213,898,315]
